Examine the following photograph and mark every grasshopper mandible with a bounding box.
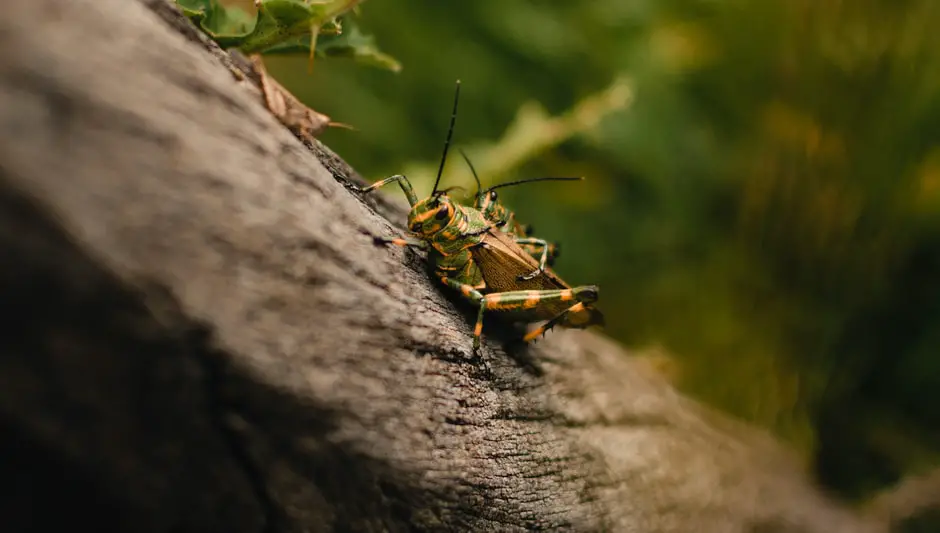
[354,81,603,355]
[457,149,582,280]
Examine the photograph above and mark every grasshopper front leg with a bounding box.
[354,174,419,206]
[438,274,598,353]
[373,236,427,250]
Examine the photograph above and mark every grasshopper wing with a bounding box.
[472,228,566,292]
[472,228,604,328]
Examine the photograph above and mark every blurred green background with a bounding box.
[239,0,940,503]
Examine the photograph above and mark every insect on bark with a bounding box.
[353,80,604,356]
[458,149,582,280]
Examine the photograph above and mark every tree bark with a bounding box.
[0,0,889,531]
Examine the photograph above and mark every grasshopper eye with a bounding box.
[489,190,498,201]
[434,204,450,220]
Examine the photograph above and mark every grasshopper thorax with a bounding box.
[407,193,460,237]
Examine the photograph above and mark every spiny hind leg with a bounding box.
[482,286,598,345]
[522,285,599,342]
[438,277,593,352]
[514,237,553,280]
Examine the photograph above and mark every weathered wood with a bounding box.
[0,0,887,531]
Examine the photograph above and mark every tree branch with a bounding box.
[0,0,887,531]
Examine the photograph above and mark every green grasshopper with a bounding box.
[457,149,582,280]
[354,81,603,355]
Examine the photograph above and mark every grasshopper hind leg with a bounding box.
[522,286,600,342]
[439,274,598,352]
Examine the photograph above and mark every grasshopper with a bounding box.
[354,81,603,355]
[457,149,582,280]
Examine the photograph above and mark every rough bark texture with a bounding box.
[0,1,893,531]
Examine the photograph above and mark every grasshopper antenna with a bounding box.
[483,176,584,194]
[459,149,580,195]
[458,149,483,194]
[432,80,461,196]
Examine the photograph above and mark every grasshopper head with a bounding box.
[476,189,510,226]
[407,193,457,237]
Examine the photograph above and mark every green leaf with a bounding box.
[314,17,402,72]
[176,0,211,19]
[263,16,402,72]
[206,2,254,36]
[175,0,400,72]
[175,0,316,50]
[237,0,321,54]
[176,0,254,47]
[176,0,213,30]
